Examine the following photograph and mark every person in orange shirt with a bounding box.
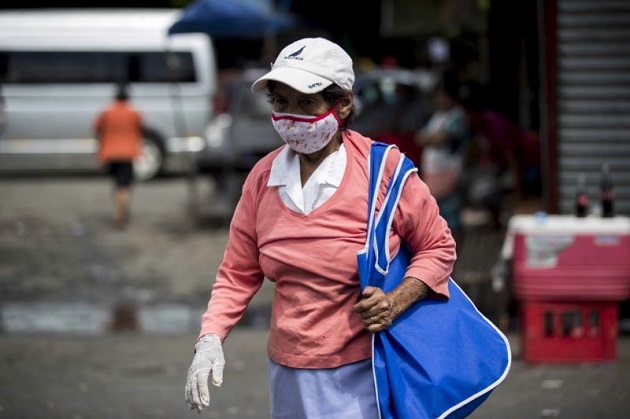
[93,84,143,229]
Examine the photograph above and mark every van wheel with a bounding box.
[134,137,163,181]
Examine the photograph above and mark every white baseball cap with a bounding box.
[251,37,354,94]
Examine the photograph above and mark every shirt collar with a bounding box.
[267,144,346,188]
[268,145,293,187]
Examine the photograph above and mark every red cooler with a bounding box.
[504,214,630,363]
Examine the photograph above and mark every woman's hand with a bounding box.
[185,334,225,413]
[352,286,394,333]
[352,278,430,333]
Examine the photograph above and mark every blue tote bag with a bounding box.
[357,142,511,419]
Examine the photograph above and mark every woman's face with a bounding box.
[268,82,331,116]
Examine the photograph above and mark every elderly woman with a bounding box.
[185,37,456,418]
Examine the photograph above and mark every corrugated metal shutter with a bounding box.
[556,0,630,216]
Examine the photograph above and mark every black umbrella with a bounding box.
[168,0,298,38]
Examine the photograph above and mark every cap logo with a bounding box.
[285,45,305,61]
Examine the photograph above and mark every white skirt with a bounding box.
[268,358,379,419]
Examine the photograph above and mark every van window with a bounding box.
[242,92,273,119]
[138,52,196,83]
[0,51,196,84]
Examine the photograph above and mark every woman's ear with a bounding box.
[337,92,354,120]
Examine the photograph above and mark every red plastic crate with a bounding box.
[519,300,618,363]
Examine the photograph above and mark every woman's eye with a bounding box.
[269,98,287,110]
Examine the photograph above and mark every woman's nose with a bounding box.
[285,102,302,115]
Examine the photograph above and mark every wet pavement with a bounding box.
[1,175,629,418]
[0,175,275,334]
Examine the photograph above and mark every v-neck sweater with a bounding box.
[200,129,456,369]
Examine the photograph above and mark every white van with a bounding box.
[0,9,217,180]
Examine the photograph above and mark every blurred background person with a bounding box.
[378,82,429,165]
[458,81,541,228]
[415,70,471,244]
[93,83,144,229]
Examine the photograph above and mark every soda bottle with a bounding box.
[600,163,615,218]
[575,173,588,217]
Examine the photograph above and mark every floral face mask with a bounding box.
[271,107,342,154]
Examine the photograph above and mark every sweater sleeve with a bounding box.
[392,153,456,299]
[199,182,265,342]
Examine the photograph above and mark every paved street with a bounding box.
[1,330,629,418]
[1,175,629,418]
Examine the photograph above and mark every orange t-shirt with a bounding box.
[93,101,143,163]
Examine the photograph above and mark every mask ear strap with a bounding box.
[330,105,344,125]
[322,100,344,125]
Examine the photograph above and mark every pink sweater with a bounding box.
[200,130,456,368]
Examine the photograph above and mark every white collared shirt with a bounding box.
[267,144,347,214]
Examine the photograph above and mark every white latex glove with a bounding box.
[185,334,225,413]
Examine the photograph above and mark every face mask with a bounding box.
[271,107,342,154]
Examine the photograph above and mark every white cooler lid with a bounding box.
[501,214,630,259]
